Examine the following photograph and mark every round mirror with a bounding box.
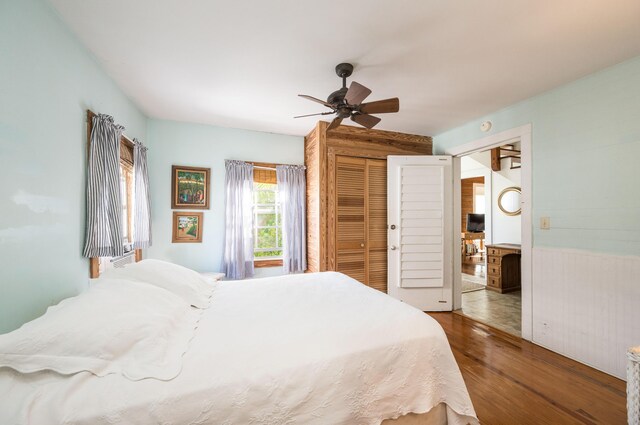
[498,186,522,216]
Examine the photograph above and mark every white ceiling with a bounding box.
[49,0,640,137]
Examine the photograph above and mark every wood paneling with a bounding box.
[461,177,484,231]
[431,312,627,425]
[305,121,432,279]
[304,126,320,272]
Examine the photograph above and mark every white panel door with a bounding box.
[387,156,453,311]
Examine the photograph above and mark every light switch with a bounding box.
[540,217,550,230]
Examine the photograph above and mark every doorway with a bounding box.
[458,147,522,336]
[446,124,533,341]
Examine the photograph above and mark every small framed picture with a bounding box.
[171,165,210,209]
[172,212,204,243]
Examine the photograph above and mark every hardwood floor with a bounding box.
[429,313,627,425]
[462,253,485,276]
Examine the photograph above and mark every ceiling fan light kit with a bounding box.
[295,62,400,131]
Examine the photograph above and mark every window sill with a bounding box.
[254,259,283,268]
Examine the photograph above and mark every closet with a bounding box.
[333,156,387,290]
[305,121,432,292]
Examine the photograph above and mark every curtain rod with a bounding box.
[250,161,305,170]
[254,165,276,171]
[87,109,136,148]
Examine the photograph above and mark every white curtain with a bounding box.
[132,139,152,249]
[223,160,255,280]
[276,165,307,273]
[83,114,125,258]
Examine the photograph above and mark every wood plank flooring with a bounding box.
[429,313,627,425]
[462,253,485,276]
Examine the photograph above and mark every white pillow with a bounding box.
[0,278,200,381]
[102,259,213,308]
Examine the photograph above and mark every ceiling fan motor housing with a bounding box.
[327,87,348,105]
[337,106,352,119]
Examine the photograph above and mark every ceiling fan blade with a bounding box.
[294,111,335,119]
[351,113,381,129]
[298,94,334,109]
[359,97,399,114]
[344,81,372,105]
[326,117,343,131]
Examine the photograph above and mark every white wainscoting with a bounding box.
[533,247,640,379]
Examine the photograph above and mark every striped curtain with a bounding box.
[276,165,307,273]
[83,114,125,258]
[133,139,152,249]
[223,160,255,280]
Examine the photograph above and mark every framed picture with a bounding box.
[172,212,204,243]
[171,165,210,209]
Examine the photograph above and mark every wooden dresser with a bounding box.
[485,243,521,293]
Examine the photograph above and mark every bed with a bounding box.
[0,261,478,425]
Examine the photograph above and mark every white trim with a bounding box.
[452,159,462,309]
[445,124,533,341]
[445,124,529,157]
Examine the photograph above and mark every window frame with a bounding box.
[251,162,283,268]
[87,110,141,278]
[472,182,485,214]
[119,160,134,245]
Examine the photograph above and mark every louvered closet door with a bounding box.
[399,165,444,288]
[366,159,387,292]
[335,156,366,283]
[387,156,453,311]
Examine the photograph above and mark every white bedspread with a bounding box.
[0,272,478,425]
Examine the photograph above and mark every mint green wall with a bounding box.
[435,56,640,256]
[0,0,147,333]
[146,119,304,277]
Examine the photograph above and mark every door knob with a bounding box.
[360,243,365,248]
[390,224,397,230]
[389,245,397,250]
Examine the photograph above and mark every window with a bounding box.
[86,109,140,279]
[253,181,283,260]
[251,164,283,266]
[119,162,134,246]
[119,139,135,248]
[472,183,485,214]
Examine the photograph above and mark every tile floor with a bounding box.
[460,288,522,336]
[459,255,522,337]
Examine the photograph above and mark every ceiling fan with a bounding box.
[295,63,399,131]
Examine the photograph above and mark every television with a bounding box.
[466,213,485,232]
